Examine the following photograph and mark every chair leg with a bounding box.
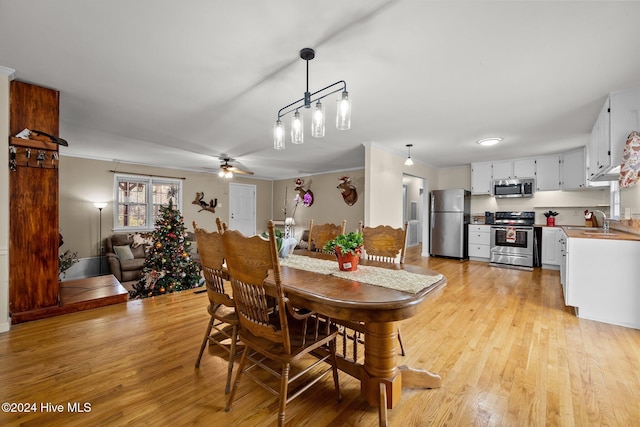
[397,326,406,357]
[329,339,342,402]
[225,346,250,412]
[278,362,291,427]
[224,324,239,394]
[195,316,214,368]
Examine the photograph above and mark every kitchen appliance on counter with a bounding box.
[493,178,534,198]
[490,211,536,269]
[430,189,470,259]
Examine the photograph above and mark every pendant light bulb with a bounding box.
[336,91,351,130]
[291,110,304,144]
[273,120,285,150]
[311,100,325,138]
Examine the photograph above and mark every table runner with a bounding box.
[279,254,443,294]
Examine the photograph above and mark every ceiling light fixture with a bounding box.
[477,137,502,146]
[273,48,351,150]
[404,144,414,166]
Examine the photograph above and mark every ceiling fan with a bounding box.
[218,158,254,178]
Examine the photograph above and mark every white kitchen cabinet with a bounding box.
[471,162,493,195]
[559,230,567,301]
[491,161,513,180]
[513,158,536,179]
[468,224,491,260]
[535,155,561,191]
[564,234,640,329]
[589,87,640,181]
[588,99,611,180]
[561,148,587,190]
[541,227,562,269]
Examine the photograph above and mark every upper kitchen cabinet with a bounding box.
[589,87,640,182]
[535,155,561,191]
[470,162,492,195]
[513,159,536,179]
[588,99,611,180]
[491,160,513,179]
[562,148,587,189]
[491,159,536,179]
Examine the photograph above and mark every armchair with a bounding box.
[105,234,148,282]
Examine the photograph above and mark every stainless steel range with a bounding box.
[490,211,535,270]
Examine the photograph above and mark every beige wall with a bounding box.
[59,157,273,259]
[621,184,640,219]
[271,170,365,239]
[364,143,440,255]
[0,67,14,332]
[437,165,471,191]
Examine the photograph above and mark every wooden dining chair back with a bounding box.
[308,219,346,254]
[223,221,342,426]
[193,221,240,394]
[357,223,409,356]
[362,224,408,264]
[215,217,227,233]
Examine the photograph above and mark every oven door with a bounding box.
[490,226,534,267]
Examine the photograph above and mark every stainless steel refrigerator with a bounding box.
[430,189,471,259]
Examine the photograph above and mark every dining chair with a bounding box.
[307,219,347,254]
[193,221,240,394]
[223,221,342,426]
[361,223,409,356]
[215,217,227,233]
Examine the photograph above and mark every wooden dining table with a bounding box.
[265,250,447,421]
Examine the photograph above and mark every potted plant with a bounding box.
[58,249,79,281]
[323,231,363,271]
[544,210,558,226]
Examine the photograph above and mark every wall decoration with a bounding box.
[619,130,640,188]
[337,176,358,206]
[192,192,218,213]
[293,178,314,207]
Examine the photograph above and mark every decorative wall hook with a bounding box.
[192,192,217,213]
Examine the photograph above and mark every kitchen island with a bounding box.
[560,226,640,329]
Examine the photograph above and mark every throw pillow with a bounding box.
[113,245,134,261]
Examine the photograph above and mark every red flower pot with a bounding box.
[546,217,555,226]
[335,248,360,271]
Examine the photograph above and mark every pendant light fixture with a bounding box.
[404,144,414,166]
[273,48,351,150]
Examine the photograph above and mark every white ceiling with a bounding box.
[2,1,640,180]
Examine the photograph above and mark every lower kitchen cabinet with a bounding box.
[541,227,562,269]
[564,234,640,329]
[468,224,490,261]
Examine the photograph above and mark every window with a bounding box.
[610,181,620,220]
[114,174,182,231]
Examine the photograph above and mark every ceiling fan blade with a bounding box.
[229,166,254,175]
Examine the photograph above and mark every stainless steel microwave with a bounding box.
[492,178,535,198]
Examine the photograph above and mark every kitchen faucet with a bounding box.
[593,209,609,232]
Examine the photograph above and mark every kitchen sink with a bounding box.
[582,231,619,237]
[564,226,601,231]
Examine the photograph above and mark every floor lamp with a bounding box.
[93,202,107,275]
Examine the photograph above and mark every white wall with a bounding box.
[0,67,15,333]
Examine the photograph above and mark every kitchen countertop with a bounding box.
[561,226,640,242]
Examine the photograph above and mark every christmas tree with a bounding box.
[130,200,202,298]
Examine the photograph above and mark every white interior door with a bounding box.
[229,183,256,236]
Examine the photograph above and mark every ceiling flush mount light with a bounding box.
[404,144,414,166]
[273,48,351,150]
[477,137,502,146]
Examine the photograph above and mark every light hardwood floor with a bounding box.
[1,247,639,426]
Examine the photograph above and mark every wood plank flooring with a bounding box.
[1,248,639,426]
